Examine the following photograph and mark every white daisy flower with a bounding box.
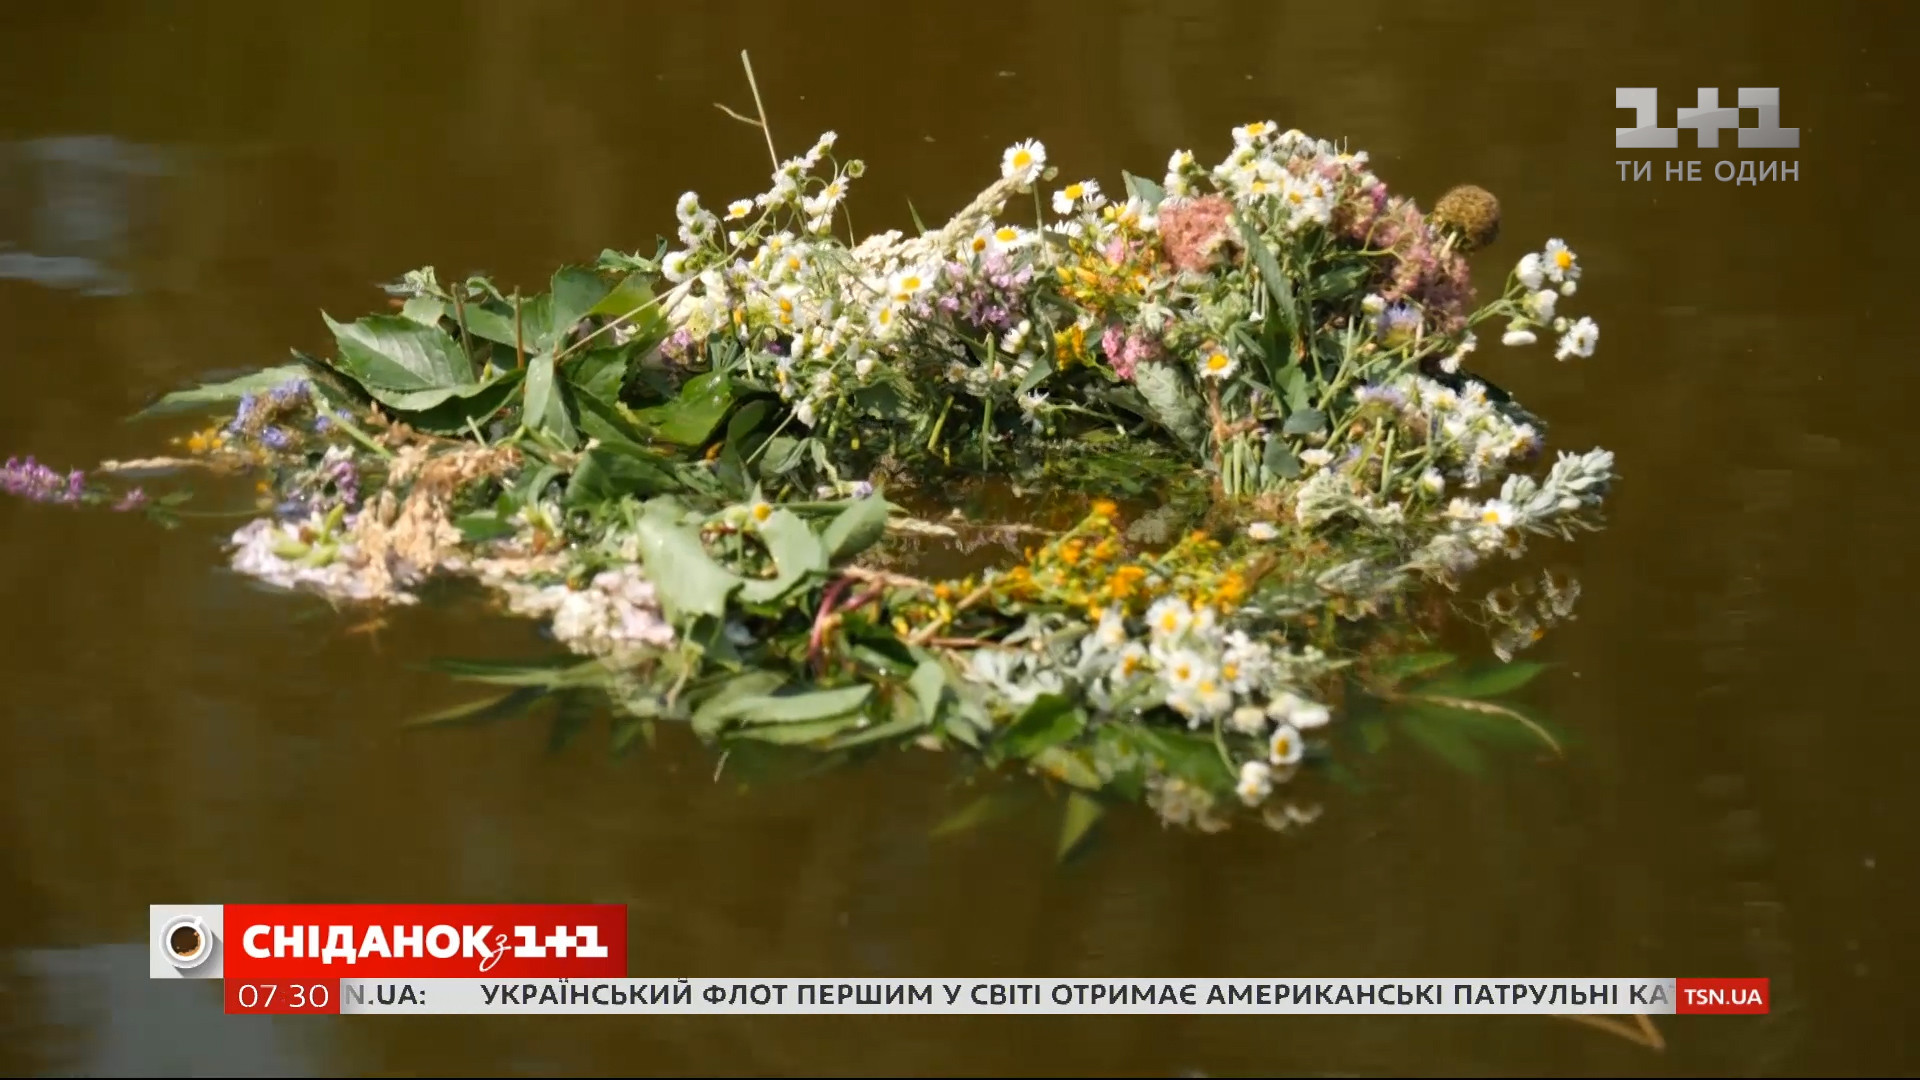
[1516,252,1545,290]
[888,266,932,302]
[1247,521,1279,541]
[1051,179,1102,216]
[1198,348,1238,380]
[674,191,702,223]
[794,399,818,428]
[1001,139,1047,185]
[1111,642,1150,683]
[1542,238,1580,282]
[1300,448,1334,469]
[1159,648,1209,693]
[1232,120,1277,146]
[1526,288,1558,322]
[1555,316,1599,360]
[1268,723,1305,766]
[1477,499,1516,529]
[1418,468,1446,496]
[661,251,693,284]
[725,199,753,220]
[988,224,1034,251]
[1146,596,1193,642]
[1361,293,1388,315]
[1501,327,1538,347]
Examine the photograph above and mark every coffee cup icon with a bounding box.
[162,915,214,969]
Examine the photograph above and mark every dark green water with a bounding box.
[2,1,1914,1074]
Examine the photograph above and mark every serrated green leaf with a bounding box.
[1057,792,1105,862]
[590,273,665,344]
[323,312,476,405]
[568,346,633,406]
[820,496,891,563]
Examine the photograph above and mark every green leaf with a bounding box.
[730,714,868,745]
[568,346,633,406]
[1031,746,1103,791]
[1399,707,1487,775]
[323,313,476,407]
[1129,360,1209,453]
[459,305,520,347]
[1281,408,1326,436]
[1125,726,1234,793]
[909,659,948,725]
[523,350,578,448]
[1261,435,1301,480]
[758,435,807,475]
[630,503,745,622]
[400,295,447,327]
[1057,792,1105,862]
[691,670,789,737]
[564,444,679,505]
[995,694,1087,760]
[930,788,1022,838]
[407,686,549,727]
[1280,366,1313,412]
[820,496,892,563]
[824,711,926,750]
[1370,651,1457,685]
[548,265,612,347]
[402,368,524,435]
[636,371,734,446]
[454,511,517,542]
[1419,661,1549,699]
[612,718,654,755]
[135,363,317,418]
[590,273,666,344]
[429,656,604,688]
[1121,170,1166,210]
[547,691,596,752]
[1234,214,1299,348]
[738,509,828,604]
[574,390,650,448]
[701,685,875,738]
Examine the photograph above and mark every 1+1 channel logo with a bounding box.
[1614,87,1800,184]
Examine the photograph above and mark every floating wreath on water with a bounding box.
[11,62,1613,853]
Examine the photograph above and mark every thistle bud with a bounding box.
[1431,184,1502,252]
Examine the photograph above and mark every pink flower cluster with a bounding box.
[1099,322,1165,381]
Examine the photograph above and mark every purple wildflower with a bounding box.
[2,456,86,506]
[1374,302,1422,346]
[312,415,333,434]
[261,426,293,451]
[267,378,310,408]
[114,489,148,512]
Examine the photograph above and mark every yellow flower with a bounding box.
[751,501,773,523]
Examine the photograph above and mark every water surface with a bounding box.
[1,1,1914,1074]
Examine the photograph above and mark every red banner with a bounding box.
[1675,977,1769,1014]
[221,904,628,980]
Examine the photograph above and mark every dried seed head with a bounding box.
[1431,184,1502,252]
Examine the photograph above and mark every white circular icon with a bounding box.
[162,915,212,969]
